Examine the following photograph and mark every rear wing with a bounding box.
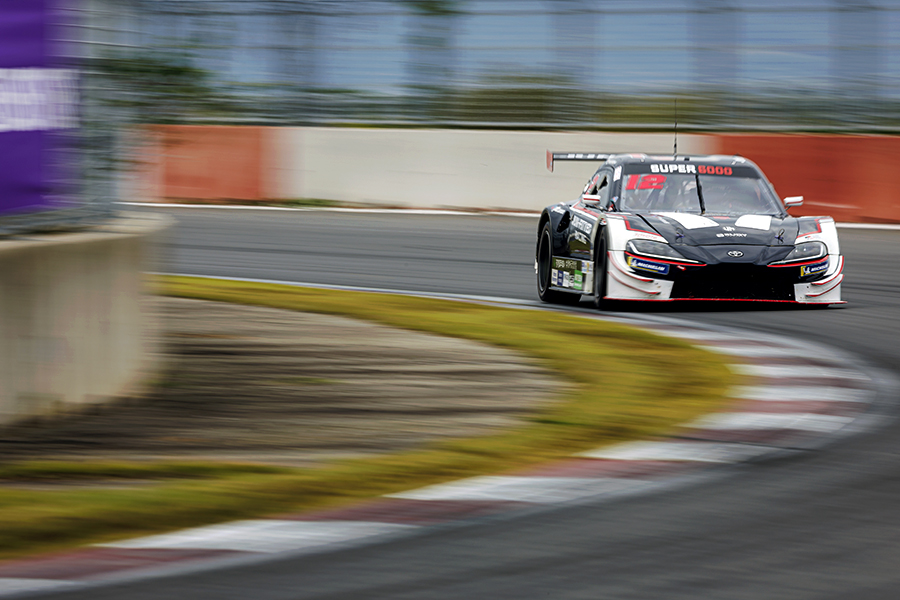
[546,151,610,173]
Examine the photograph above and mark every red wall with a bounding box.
[713,134,900,223]
[154,125,266,201]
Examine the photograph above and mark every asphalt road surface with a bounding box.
[67,208,900,599]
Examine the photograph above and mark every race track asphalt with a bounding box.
[55,208,900,599]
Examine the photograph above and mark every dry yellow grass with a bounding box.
[0,277,739,558]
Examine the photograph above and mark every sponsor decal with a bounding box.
[625,174,667,190]
[572,215,593,234]
[801,260,829,277]
[723,226,736,232]
[626,165,757,177]
[727,250,744,258]
[614,166,622,181]
[627,255,670,275]
[716,232,748,238]
[697,165,733,175]
[551,205,565,214]
[552,257,587,291]
[572,207,598,221]
[0,69,79,133]
[646,164,735,176]
[650,163,697,174]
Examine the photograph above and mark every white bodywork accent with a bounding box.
[605,216,665,249]
[793,218,842,303]
[734,214,772,230]
[605,250,674,300]
[654,212,718,229]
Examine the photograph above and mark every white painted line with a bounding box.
[655,330,742,342]
[97,520,415,554]
[117,202,539,218]
[730,385,869,403]
[0,578,75,594]
[579,440,772,463]
[702,344,802,358]
[688,412,853,433]
[730,364,871,381]
[836,223,900,231]
[389,476,649,504]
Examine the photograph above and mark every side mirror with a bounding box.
[784,196,804,208]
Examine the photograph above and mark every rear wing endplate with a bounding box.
[546,151,610,173]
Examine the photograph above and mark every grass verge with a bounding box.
[0,276,740,559]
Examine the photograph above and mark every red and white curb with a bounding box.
[0,306,886,596]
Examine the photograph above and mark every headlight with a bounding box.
[780,241,827,263]
[626,239,689,261]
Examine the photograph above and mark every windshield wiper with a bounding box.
[694,173,707,215]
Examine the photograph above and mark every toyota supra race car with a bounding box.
[536,152,844,305]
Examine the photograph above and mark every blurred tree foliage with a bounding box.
[401,0,461,16]
[88,52,235,124]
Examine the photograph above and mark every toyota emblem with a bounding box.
[727,250,744,258]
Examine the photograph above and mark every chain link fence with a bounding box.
[77,0,900,131]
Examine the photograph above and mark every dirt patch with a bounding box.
[0,298,560,466]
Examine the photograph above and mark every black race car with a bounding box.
[537,152,844,305]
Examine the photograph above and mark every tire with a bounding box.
[592,230,609,310]
[536,222,581,305]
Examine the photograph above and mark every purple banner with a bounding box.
[0,0,79,216]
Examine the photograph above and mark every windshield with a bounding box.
[619,165,783,216]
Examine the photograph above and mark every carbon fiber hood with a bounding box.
[637,213,799,265]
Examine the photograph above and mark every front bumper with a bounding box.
[604,251,844,304]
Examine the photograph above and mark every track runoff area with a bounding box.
[0,260,890,595]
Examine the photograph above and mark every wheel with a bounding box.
[536,222,581,305]
[592,230,609,309]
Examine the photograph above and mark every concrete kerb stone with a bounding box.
[0,280,890,596]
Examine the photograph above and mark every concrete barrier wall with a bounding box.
[138,126,900,222]
[141,125,710,211]
[268,128,711,211]
[0,213,171,425]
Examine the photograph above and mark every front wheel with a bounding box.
[536,222,580,304]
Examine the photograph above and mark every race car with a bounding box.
[536,152,844,305]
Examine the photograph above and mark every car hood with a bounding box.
[636,213,799,265]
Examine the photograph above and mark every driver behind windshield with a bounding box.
[619,171,781,216]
